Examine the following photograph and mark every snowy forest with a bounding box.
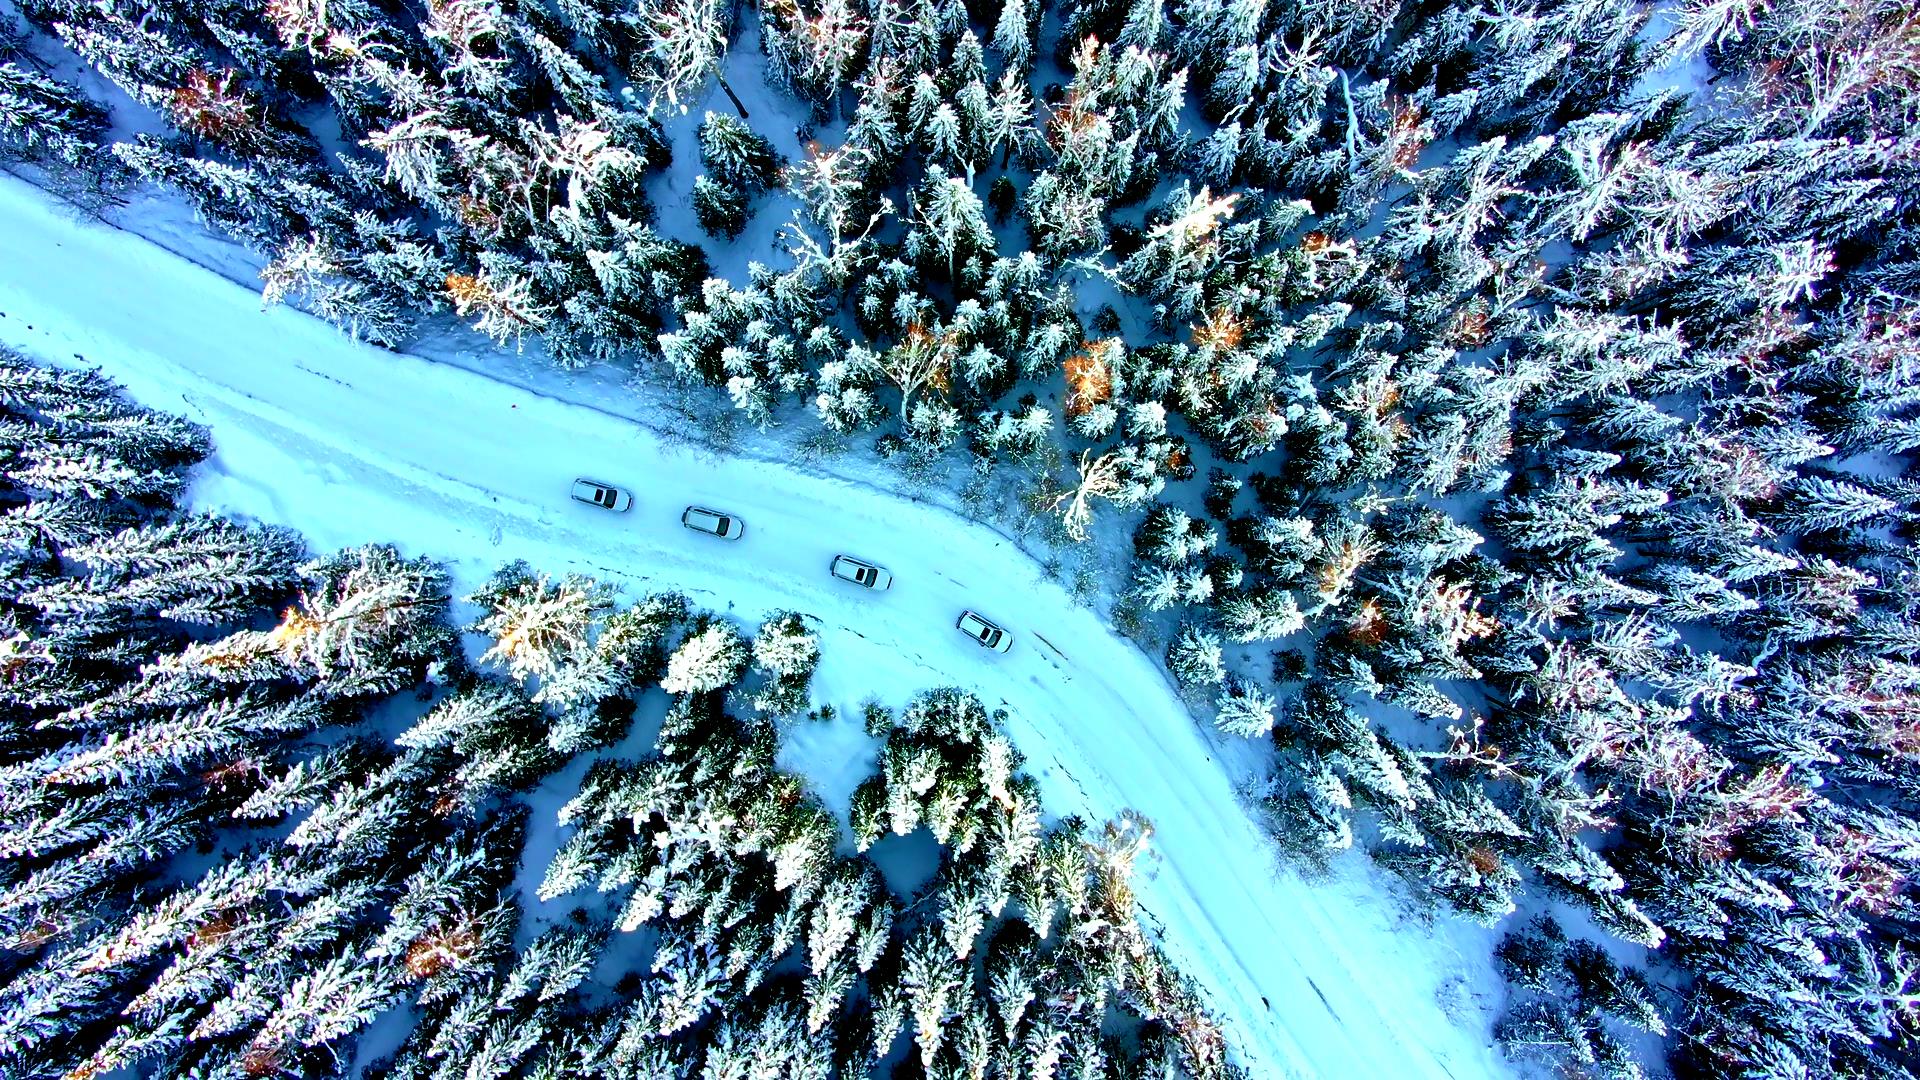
[0,349,1232,1078]
[4,0,1920,1074]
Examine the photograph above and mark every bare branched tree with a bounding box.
[1049,448,1126,542]
[797,0,867,103]
[634,0,730,114]
[881,323,955,419]
[787,141,876,246]
[777,194,891,290]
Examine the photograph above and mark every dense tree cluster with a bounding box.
[1492,916,1667,1077]
[8,0,1920,1071]
[0,24,121,212]
[0,351,1230,1078]
[0,347,527,1078]
[540,684,1230,1078]
[7,0,712,355]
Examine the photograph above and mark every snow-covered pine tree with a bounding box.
[1167,622,1226,688]
[692,174,749,238]
[659,616,750,696]
[698,112,783,193]
[1214,677,1278,737]
[0,60,112,181]
[750,610,820,715]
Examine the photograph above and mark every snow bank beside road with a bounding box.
[0,173,1510,1079]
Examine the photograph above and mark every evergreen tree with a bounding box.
[660,617,749,696]
[470,562,617,707]
[693,175,749,239]
[0,60,112,181]
[698,112,783,192]
[1214,677,1277,738]
[751,610,820,715]
[1167,622,1226,688]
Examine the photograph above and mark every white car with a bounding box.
[831,554,893,590]
[571,478,632,512]
[682,505,744,540]
[956,610,1012,652]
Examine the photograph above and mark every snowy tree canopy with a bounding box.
[0,352,1231,1080]
[9,0,1920,1067]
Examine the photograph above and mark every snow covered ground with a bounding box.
[0,172,1511,1079]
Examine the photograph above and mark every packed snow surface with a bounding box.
[0,173,1508,1079]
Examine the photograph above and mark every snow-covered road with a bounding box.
[0,173,1507,1079]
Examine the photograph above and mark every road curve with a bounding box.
[0,173,1507,1080]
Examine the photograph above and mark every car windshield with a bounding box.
[716,516,730,530]
[982,628,1001,645]
[858,568,874,584]
[596,488,611,504]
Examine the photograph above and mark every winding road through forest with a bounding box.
[0,172,1508,1080]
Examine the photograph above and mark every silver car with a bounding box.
[831,554,893,590]
[956,610,1012,652]
[682,505,744,540]
[571,478,632,512]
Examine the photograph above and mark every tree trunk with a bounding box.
[718,75,749,119]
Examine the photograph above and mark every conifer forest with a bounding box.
[0,349,1228,1078]
[1,0,1919,1074]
